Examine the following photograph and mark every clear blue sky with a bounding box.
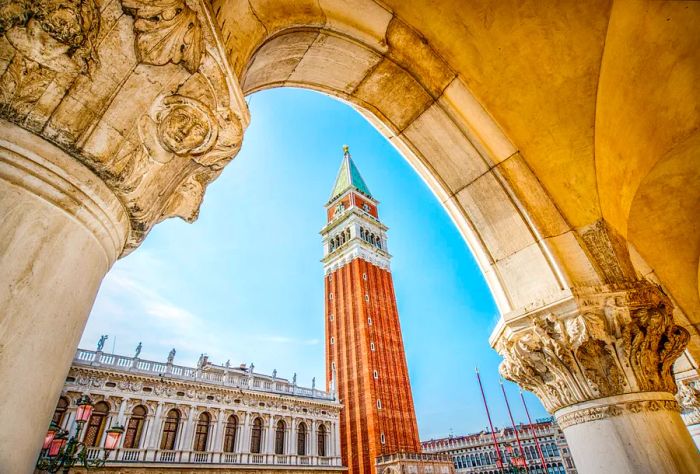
[80,87,549,440]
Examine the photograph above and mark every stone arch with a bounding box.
[227,21,581,317]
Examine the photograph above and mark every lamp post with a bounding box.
[36,395,124,473]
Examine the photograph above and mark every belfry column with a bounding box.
[494,282,700,474]
[0,0,248,471]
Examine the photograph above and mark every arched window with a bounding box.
[317,424,327,456]
[160,409,180,450]
[52,397,69,426]
[83,401,110,447]
[223,415,238,453]
[123,405,147,448]
[194,412,210,452]
[297,422,307,455]
[275,420,286,454]
[250,417,263,453]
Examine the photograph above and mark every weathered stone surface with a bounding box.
[242,31,317,93]
[401,102,489,194]
[353,58,432,133]
[288,33,381,94]
[0,0,250,253]
[497,282,689,412]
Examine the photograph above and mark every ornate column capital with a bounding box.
[495,281,689,413]
[0,0,249,254]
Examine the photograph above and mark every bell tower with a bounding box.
[321,146,421,474]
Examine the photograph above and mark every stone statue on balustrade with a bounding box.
[312,377,316,390]
[134,342,142,358]
[197,353,207,369]
[97,335,108,352]
[293,372,297,386]
[167,348,176,364]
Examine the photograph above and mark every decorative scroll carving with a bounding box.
[122,0,202,74]
[579,219,637,284]
[498,281,689,412]
[0,0,249,254]
[556,399,680,430]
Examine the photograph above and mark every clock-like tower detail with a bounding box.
[321,146,421,474]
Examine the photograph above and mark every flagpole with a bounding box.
[519,390,548,473]
[475,367,504,472]
[500,380,529,473]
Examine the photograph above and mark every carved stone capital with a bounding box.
[0,0,249,254]
[496,281,689,413]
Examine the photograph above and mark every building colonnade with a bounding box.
[52,393,340,465]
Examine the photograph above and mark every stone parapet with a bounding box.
[375,452,454,474]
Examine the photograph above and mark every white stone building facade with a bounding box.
[422,418,576,474]
[49,348,343,471]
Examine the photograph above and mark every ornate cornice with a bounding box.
[68,366,341,415]
[496,281,689,413]
[0,0,249,253]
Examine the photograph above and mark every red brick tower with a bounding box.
[322,146,421,474]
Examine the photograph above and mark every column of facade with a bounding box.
[494,282,700,474]
[61,407,77,432]
[309,420,317,461]
[290,418,298,459]
[180,406,197,460]
[265,417,276,458]
[115,398,130,449]
[238,412,251,456]
[144,402,164,460]
[333,421,341,460]
[211,410,225,456]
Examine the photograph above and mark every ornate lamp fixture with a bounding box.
[36,395,124,473]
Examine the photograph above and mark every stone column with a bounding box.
[0,122,129,471]
[211,409,225,453]
[290,419,297,458]
[494,282,700,474]
[145,402,164,450]
[0,0,248,470]
[265,418,275,455]
[240,412,251,454]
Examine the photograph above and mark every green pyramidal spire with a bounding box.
[328,145,373,202]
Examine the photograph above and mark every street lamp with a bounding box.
[36,395,124,473]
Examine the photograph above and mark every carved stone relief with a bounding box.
[0,0,249,254]
[677,379,700,425]
[556,399,680,430]
[498,281,689,413]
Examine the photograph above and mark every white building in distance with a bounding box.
[422,419,576,474]
[47,347,343,472]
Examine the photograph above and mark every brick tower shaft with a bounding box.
[321,147,421,474]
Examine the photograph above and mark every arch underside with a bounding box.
[212,0,700,355]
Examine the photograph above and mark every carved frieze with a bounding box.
[556,399,680,430]
[498,281,689,412]
[0,0,249,254]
